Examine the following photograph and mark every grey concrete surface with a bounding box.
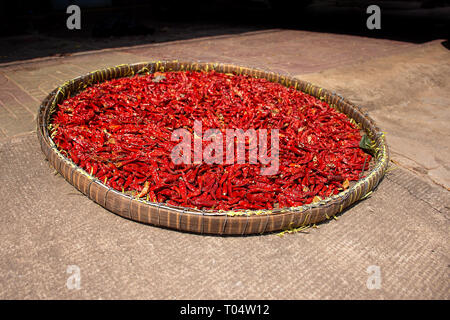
[0,29,449,299]
[0,133,448,299]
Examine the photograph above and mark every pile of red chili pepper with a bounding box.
[51,70,371,211]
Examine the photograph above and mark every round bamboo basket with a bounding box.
[36,61,389,235]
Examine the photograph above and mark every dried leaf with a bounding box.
[342,179,350,189]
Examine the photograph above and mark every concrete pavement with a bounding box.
[0,29,449,299]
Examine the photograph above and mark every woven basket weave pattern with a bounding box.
[36,61,389,235]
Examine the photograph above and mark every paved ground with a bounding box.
[0,29,449,299]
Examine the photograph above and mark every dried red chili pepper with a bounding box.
[51,70,371,211]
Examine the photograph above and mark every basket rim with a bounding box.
[36,60,389,234]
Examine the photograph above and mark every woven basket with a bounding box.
[36,61,389,235]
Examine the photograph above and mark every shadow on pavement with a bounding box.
[0,0,449,64]
[442,40,450,49]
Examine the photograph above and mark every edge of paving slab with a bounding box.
[0,29,284,68]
